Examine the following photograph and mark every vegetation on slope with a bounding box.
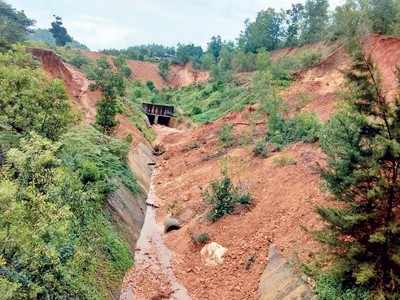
[0,34,137,300]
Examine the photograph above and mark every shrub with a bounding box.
[315,274,370,300]
[191,233,210,246]
[267,101,321,149]
[70,53,89,69]
[146,80,156,92]
[159,59,170,80]
[0,47,73,140]
[191,106,202,115]
[203,171,252,221]
[218,124,235,148]
[96,98,120,134]
[272,155,297,167]
[253,139,268,158]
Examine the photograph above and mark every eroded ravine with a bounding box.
[121,126,191,300]
[120,175,191,300]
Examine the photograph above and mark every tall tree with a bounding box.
[0,0,34,49]
[49,15,72,46]
[207,35,222,62]
[284,3,305,47]
[317,49,400,298]
[367,0,397,34]
[301,0,329,44]
[239,8,284,53]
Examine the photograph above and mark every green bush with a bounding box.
[191,233,210,246]
[203,172,252,221]
[69,53,90,68]
[218,124,235,148]
[267,101,321,149]
[315,274,370,300]
[253,139,268,157]
[0,47,73,140]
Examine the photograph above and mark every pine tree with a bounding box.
[49,15,72,46]
[317,49,400,298]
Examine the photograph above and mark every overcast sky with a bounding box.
[7,0,344,50]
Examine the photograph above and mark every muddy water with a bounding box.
[120,173,191,300]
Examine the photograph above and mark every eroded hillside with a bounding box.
[120,34,400,300]
[82,50,209,89]
[30,34,400,300]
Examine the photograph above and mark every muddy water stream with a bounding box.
[120,172,191,300]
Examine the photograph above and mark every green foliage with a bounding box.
[207,35,222,62]
[316,53,400,298]
[301,0,329,44]
[69,52,90,68]
[218,124,235,148]
[315,273,370,300]
[0,133,105,299]
[113,55,132,78]
[191,233,210,246]
[87,57,125,133]
[0,0,34,50]
[60,127,139,195]
[146,80,156,92]
[29,28,88,49]
[159,59,170,80]
[239,8,285,53]
[284,3,305,47]
[0,47,73,140]
[232,50,257,72]
[253,140,268,158]
[49,15,72,47]
[96,97,120,134]
[203,171,252,221]
[266,99,321,149]
[102,44,176,62]
[272,155,297,167]
[168,82,255,123]
[175,43,203,67]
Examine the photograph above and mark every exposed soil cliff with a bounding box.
[82,50,209,89]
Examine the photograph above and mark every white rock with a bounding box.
[200,242,227,266]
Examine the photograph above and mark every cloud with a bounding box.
[8,0,347,50]
[67,16,134,50]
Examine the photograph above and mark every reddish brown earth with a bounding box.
[32,34,400,299]
[122,35,400,300]
[82,50,209,89]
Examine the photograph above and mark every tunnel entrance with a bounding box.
[143,103,175,126]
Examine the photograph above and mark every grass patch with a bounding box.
[272,155,297,167]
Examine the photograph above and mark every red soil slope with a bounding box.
[30,48,152,191]
[278,34,400,121]
[122,35,400,299]
[82,50,209,89]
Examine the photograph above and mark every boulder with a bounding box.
[200,242,227,266]
[259,244,316,300]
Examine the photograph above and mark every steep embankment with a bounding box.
[82,50,209,89]
[30,48,154,255]
[121,35,400,300]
